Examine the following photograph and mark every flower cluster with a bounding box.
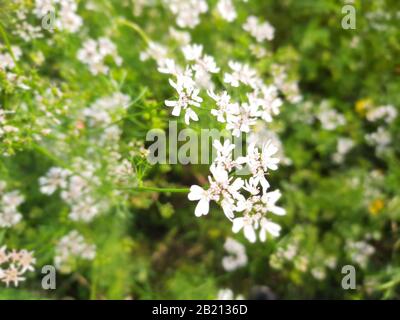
[332,138,355,164]
[54,230,96,273]
[163,0,208,29]
[222,237,248,271]
[0,246,35,287]
[0,44,22,72]
[217,288,244,300]
[77,38,122,75]
[243,16,275,42]
[317,101,346,131]
[217,0,237,22]
[189,139,285,243]
[0,181,24,228]
[12,6,43,42]
[83,92,130,127]
[363,103,397,155]
[346,240,375,269]
[39,159,105,223]
[366,105,397,123]
[33,0,83,33]
[164,56,284,136]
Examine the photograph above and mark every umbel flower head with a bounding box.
[188,139,285,243]
[0,246,36,287]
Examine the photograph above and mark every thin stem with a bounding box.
[127,186,190,193]
[116,18,150,45]
[0,22,20,72]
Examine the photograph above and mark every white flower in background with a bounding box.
[365,126,391,154]
[217,288,244,300]
[55,230,96,273]
[158,58,182,75]
[250,44,268,59]
[169,27,191,45]
[182,44,203,61]
[165,74,203,124]
[271,64,303,104]
[77,38,122,75]
[132,0,156,16]
[317,102,346,130]
[68,196,99,222]
[217,0,237,22]
[140,41,168,63]
[164,0,208,29]
[0,45,22,71]
[39,167,71,195]
[39,158,104,223]
[224,61,259,88]
[0,246,35,287]
[222,237,248,271]
[366,105,397,124]
[83,92,130,127]
[0,183,25,228]
[243,16,275,42]
[34,0,82,33]
[346,240,375,269]
[311,267,326,281]
[332,138,355,164]
[248,86,283,122]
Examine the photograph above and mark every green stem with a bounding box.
[129,186,190,193]
[0,22,20,72]
[116,18,150,44]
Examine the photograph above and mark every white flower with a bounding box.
[366,105,397,124]
[243,16,275,42]
[165,0,208,29]
[317,102,346,130]
[182,44,203,61]
[169,27,191,45]
[157,58,181,75]
[77,38,121,75]
[188,185,210,217]
[222,237,247,271]
[237,141,279,192]
[365,126,391,154]
[55,230,96,273]
[224,61,258,88]
[213,139,239,171]
[189,164,244,220]
[262,189,286,216]
[259,217,282,241]
[0,246,35,287]
[232,216,257,243]
[0,187,25,229]
[165,74,203,124]
[207,90,239,123]
[140,41,168,63]
[217,0,237,22]
[332,138,355,163]
[226,102,260,137]
[39,167,71,195]
[261,140,280,171]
